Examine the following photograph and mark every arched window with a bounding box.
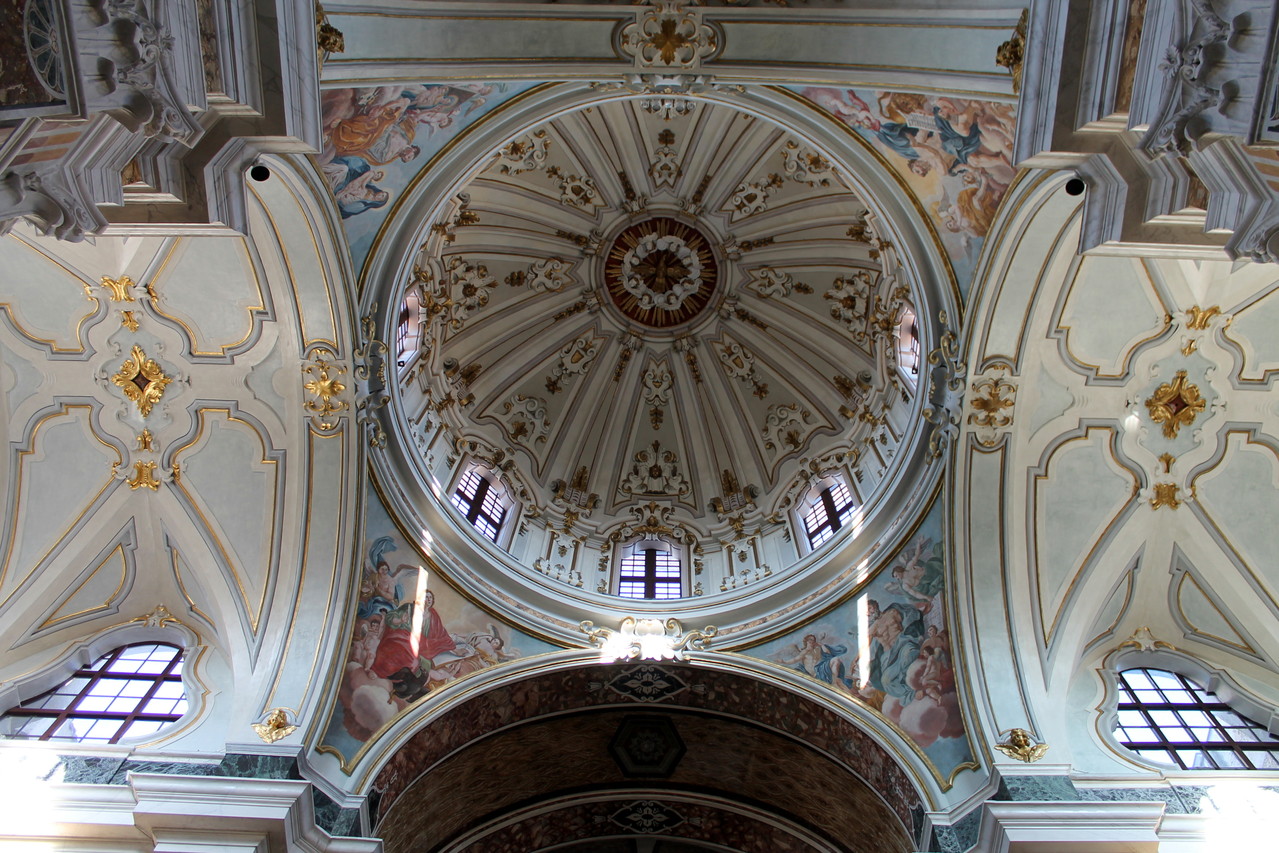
[1,643,188,743]
[896,306,920,383]
[617,538,683,600]
[1114,667,1279,770]
[450,467,509,543]
[396,288,423,369]
[802,478,857,549]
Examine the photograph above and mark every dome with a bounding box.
[373,91,953,642]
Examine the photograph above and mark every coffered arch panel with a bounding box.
[956,170,1279,776]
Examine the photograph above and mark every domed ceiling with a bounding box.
[392,95,933,602]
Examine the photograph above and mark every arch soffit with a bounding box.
[352,655,945,829]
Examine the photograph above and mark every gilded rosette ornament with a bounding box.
[302,349,349,429]
[1144,370,1206,439]
[112,345,172,416]
[619,0,722,71]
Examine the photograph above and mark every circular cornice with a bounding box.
[360,82,956,648]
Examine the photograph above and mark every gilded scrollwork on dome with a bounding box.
[388,96,941,603]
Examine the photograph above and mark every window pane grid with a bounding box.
[451,471,506,543]
[804,482,857,548]
[1114,667,1279,770]
[2,644,186,744]
[619,548,682,599]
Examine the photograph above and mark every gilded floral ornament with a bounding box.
[302,348,349,430]
[1150,482,1183,510]
[100,275,137,302]
[126,460,162,491]
[1144,370,1206,439]
[995,9,1028,94]
[968,364,1016,447]
[995,727,1048,763]
[252,708,298,744]
[619,0,722,72]
[111,345,172,416]
[581,617,716,661]
[130,604,180,628]
[315,4,345,60]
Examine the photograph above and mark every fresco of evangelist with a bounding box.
[318,81,538,271]
[320,488,556,761]
[794,87,1017,295]
[747,498,976,780]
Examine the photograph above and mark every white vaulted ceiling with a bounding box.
[409,98,912,537]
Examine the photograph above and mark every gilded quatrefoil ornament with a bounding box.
[1144,370,1206,439]
[111,345,172,417]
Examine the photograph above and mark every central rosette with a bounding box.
[604,217,719,328]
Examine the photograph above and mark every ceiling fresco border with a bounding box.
[1048,254,1177,385]
[165,403,287,648]
[961,172,1082,374]
[0,234,108,358]
[1218,277,1279,388]
[23,518,138,641]
[1025,421,1143,651]
[1167,551,1268,665]
[0,400,125,612]
[1184,426,1279,624]
[247,180,344,354]
[1080,546,1142,660]
[141,235,276,362]
[258,423,357,715]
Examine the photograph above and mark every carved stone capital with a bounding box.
[0,168,106,242]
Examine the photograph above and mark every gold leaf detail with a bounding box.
[1151,483,1181,510]
[252,708,298,744]
[1185,305,1221,330]
[100,275,137,302]
[126,461,161,491]
[111,345,172,417]
[1144,370,1206,439]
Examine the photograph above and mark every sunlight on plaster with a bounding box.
[1199,782,1279,846]
[857,592,870,689]
[409,568,429,660]
[1124,411,1141,431]
[849,505,866,540]
[0,748,62,839]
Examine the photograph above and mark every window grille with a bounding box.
[1114,667,1279,770]
[618,545,682,600]
[1,643,188,743]
[804,481,856,548]
[450,469,507,542]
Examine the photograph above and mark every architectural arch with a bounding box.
[364,659,929,853]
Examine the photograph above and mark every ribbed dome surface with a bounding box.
[399,96,923,594]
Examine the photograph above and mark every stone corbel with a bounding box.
[0,168,106,242]
[67,0,205,146]
[1130,0,1279,156]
